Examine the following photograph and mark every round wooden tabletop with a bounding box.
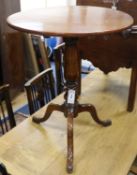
[7,6,133,37]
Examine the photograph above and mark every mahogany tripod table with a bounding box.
[7,6,133,173]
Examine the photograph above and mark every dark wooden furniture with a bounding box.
[7,6,133,173]
[0,84,16,135]
[0,163,11,175]
[77,0,137,112]
[24,68,55,115]
[53,43,65,95]
[0,83,27,135]
[24,33,52,79]
[130,164,137,174]
[0,0,25,91]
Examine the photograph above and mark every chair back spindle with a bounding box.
[0,84,16,135]
[25,68,55,114]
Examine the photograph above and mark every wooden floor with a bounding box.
[11,90,28,112]
[7,68,137,175]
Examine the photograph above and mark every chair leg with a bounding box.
[127,67,137,112]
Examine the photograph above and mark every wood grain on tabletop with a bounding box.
[0,69,137,175]
[7,6,133,37]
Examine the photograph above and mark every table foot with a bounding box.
[32,103,64,123]
[78,104,112,127]
[67,165,73,174]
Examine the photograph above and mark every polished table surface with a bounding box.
[7,6,133,37]
[0,70,137,175]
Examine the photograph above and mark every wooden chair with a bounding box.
[77,0,137,112]
[0,163,11,175]
[53,43,65,95]
[24,68,56,115]
[24,33,52,78]
[130,165,137,174]
[0,84,16,135]
[0,83,28,135]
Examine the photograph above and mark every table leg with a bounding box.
[127,67,137,112]
[32,103,65,123]
[67,106,74,173]
[32,37,111,173]
[77,104,111,126]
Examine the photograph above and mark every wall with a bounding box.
[20,0,76,10]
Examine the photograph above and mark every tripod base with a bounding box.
[32,102,111,173]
